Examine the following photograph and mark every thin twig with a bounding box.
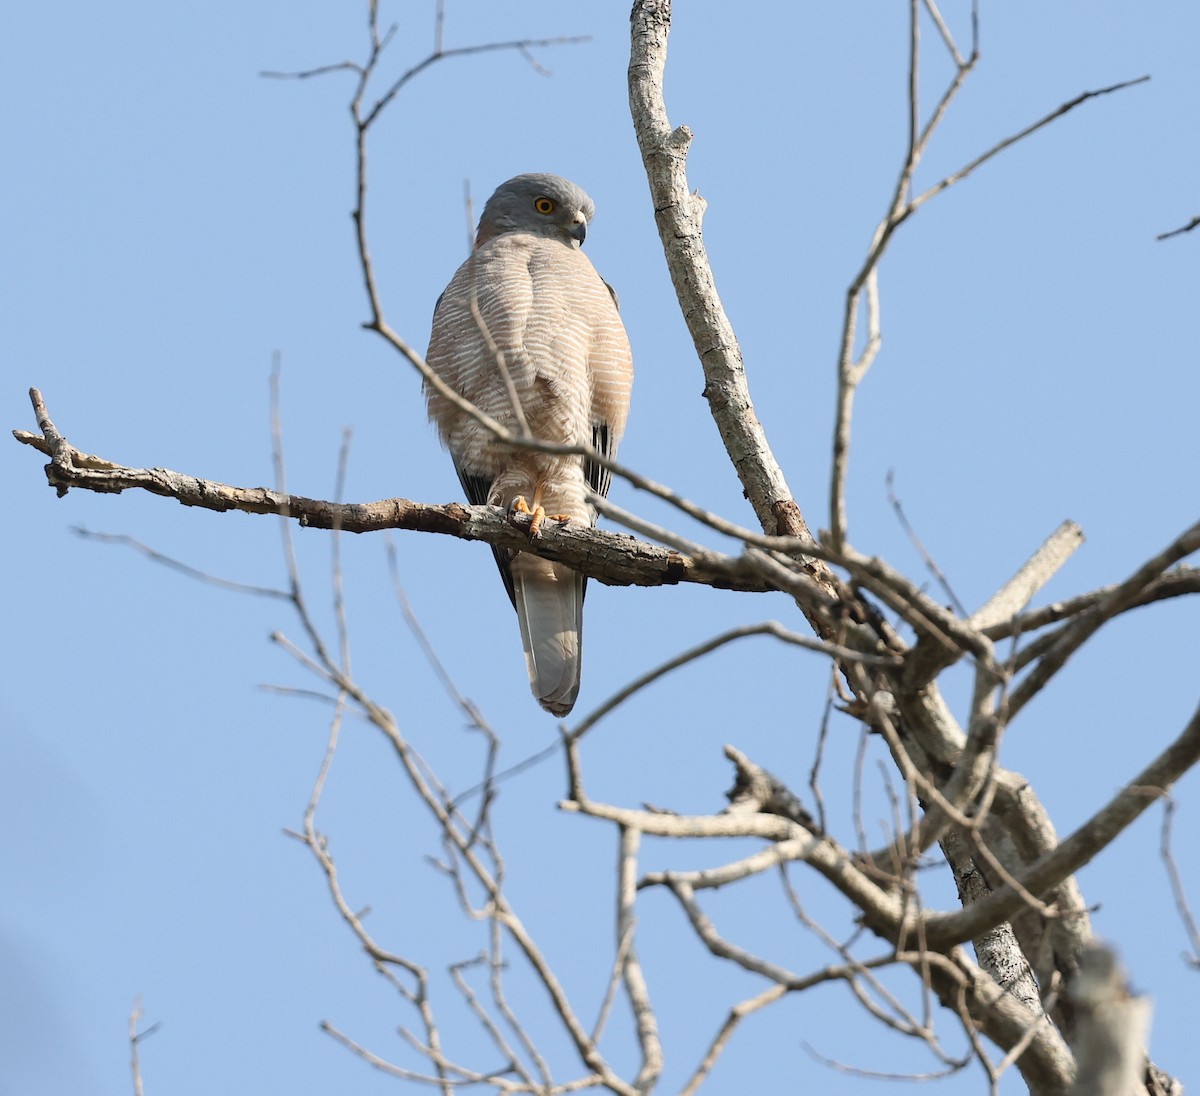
[678,984,788,1096]
[909,76,1151,213]
[128,997,160,1096]
[590,920,636,1045]
[807,673,836,836]
[447,957,533,1089]
[1160,797,1200,967]
[802,1042,969,1084]
[1157,214,1200,241]
[73,527,290,599]
[886,470,965,615]
[567,621,899,743]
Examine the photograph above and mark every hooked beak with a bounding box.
[568,213,588,245]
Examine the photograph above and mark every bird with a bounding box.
[425,173,634,716]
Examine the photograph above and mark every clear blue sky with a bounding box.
[5,2,1199,1093]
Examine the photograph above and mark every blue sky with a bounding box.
[5,2,1199,1093]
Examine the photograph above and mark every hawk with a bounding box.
[425,174,634,715]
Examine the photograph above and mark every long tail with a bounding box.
[510,554,583,716]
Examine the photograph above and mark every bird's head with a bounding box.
[475,173,596,249]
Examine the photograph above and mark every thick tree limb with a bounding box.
[921,949,1076,1096]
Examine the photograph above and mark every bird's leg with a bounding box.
[533,485,575,525]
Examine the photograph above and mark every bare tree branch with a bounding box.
[887,469,968,616]
[567,622,899,743]
[927,699,1200,950]
[678,984,788,1096]
[627,0,814,546]
[74,526,290,599]
[615,827,662,1090]
[14,388,777,594]
[969,521,1085,630]
[908,75,1151,214]
[1157,214,1200,241]
[1159,798,1200,968]
[1008,519,1200,719]
[128,997,159,1096]
[988,566,1200,641]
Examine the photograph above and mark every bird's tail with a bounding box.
[511,554,583,716]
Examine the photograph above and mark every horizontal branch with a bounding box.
[14,388,771,593]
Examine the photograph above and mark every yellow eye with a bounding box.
[533,196,556,215]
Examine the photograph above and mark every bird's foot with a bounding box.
[508,497,571,539]
[508,496,547,538]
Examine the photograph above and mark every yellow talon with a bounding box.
[507,497,573,539]
[508,496,547,538]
